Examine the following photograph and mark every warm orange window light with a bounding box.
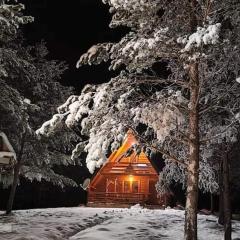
[128,175,134,182]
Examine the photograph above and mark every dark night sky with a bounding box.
[21,0,129,92]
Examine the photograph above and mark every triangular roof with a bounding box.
[0,132,16,166]
[89,130,158,188]
[0,132,16,159]
[107,129,152,164]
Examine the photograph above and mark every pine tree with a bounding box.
[0,1,80,214]
[0,0,33,187]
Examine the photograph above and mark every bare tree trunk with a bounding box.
[184,62,200,240]
[223,153,231,240]
[218,192,224,225]
[6,161,22,214]
[184,1,201,238]
[218,161,224,225]
[210,193,214,214]
[6,133,25,215]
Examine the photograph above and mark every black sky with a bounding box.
[21,0,128,91]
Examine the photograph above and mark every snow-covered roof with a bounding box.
[0,132,16,160]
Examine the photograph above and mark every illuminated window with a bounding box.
[137,164,147,167]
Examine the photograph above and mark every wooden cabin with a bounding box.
[88,130,166,206]
[0,132,16,172]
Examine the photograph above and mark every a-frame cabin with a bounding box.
[88,130,165,206]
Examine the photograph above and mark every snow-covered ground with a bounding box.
[0,206,240,240]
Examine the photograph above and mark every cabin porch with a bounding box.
[88,173,163,205]
[88,192,151,204]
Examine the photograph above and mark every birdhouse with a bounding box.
[0,132,16,172]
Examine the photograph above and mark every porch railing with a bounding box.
[88,192,150,204]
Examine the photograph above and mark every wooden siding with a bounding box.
[88,131,164,206]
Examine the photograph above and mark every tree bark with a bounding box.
[210,193,214,214]
[6,161,22,214]
[184,62,200,240]
[223,153,231,240]
[218,162,224,225]
[6,133,25,215]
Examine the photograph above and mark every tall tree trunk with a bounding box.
[218,161,224,225]
[184,62,200,240]
[6,133,25,215]
[210,193,214,214]
[6,161,22,214]
[223,153,231,240]
[218,191,224,225]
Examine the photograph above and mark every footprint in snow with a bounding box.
[127,226,136,230]
[97,228,110,231]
